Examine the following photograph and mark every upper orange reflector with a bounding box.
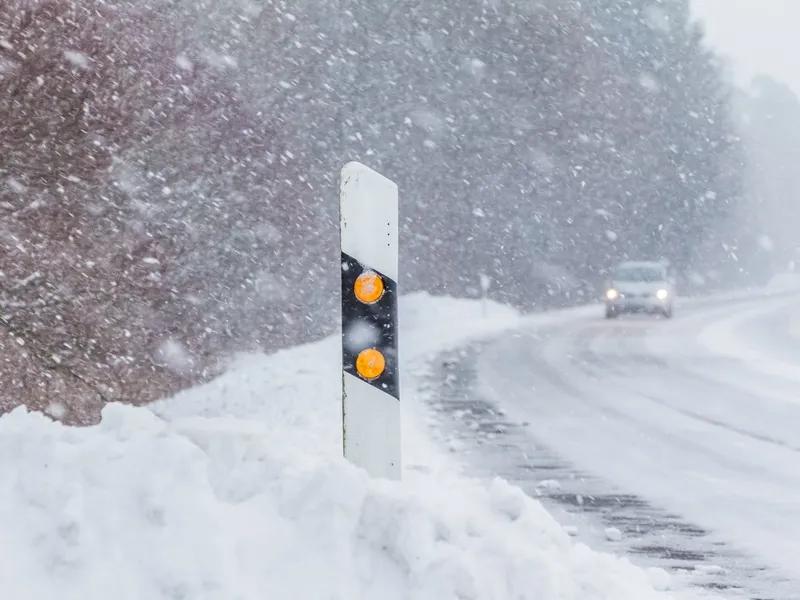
[354,271,384,304]
[356,348,385,380]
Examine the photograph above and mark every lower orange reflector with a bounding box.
[356,348,385,380]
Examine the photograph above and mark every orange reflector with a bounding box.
[354,271,384,304]
[356,348,385,380]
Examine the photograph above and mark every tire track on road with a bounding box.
[421,342,797,600]
[566,318,800,455]
[505,322,798,485]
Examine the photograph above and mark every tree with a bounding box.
[581,0,748,286]
[0,0,749,422]
[0,0,309,423]
[298,0,746,305]
[0,0,215,185]
[735,76,800,274]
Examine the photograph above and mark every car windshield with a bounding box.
[614,266,665,282]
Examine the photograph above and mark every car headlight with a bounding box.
[606,289,618,300]
[656,288,668,300]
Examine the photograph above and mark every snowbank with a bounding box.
[0,404,681,600]
[148,292,523,461]
[765,271,800,293]
[0,292,703,600]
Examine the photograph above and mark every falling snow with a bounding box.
[343,321,380,352]
[0,1,797,598]
[175,53,193,70]
[154,338,194,375]
[0,0,784,447]
[63,49,91,69]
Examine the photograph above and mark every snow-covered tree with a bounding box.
[0,0,751,421]
[0,0,310,422]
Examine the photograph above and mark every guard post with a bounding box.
[339,162,401,480]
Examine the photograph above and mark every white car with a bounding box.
[603,261,675,319]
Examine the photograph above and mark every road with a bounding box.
[423,289,800,599]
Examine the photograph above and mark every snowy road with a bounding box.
[423,290,800,599]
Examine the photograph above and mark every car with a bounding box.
[603,260,675,319]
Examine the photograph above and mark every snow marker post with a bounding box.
[339,162,401,481]
[479,273,491,318]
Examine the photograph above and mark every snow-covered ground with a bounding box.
[474,277,800,589]
[0,292,709,600]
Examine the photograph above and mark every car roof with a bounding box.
[615,261,665,269]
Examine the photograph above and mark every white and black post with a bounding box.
[339,161,401,480]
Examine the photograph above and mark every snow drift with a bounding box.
[0,293,701,600]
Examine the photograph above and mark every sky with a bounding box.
[691,0,800,94]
